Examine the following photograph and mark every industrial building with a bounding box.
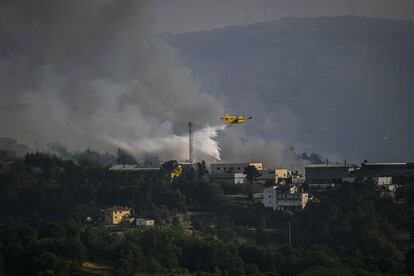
[305,163,358,188]
[305,161,414,191]
[209,172,243,184]
[306,162,414,184]
[209,162,263,184]
[358,162,414,178]
[208,162,285,185]
[210,162,263,174]
[255,169,277,185]
[208,162,301,186]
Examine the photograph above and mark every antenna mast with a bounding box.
[188,121,193,164]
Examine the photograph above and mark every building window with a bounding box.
[217,167,220,170]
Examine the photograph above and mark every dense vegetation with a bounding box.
[0,153,413,275]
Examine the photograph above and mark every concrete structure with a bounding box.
[210,168,277,185]
[210,172,247,184]
[291,175,306,185]
[263,186,276,208]
[209,173,235,184]
[262,186,308,211]
[136,218,155,229]
[210,162,267,185]
[249,162,263,170]
[305,163,358,185]
[276,192,309,211]
[103,206,131,225]
[358,162,414,178]
[234,173,247,184]
[304,161,413,191]
[256,169,277,185]
[374,176,393,186]
[210,162,263,174]
[276,168,288,179]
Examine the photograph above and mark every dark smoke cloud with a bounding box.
[0,0,315,168]
[0,0,224,160]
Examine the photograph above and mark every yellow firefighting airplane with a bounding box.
[220,113,253,126]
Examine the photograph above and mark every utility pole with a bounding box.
[188,121,193,164]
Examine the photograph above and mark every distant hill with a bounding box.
[162,16,414,162]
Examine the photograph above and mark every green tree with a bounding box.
[244,165,261,184]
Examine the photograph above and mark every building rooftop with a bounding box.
[362,162,408,166]
[306,163,357,168]
[211,162,255,164]
[109,164,161,171]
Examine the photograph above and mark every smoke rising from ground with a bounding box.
[0,0,313,168]
[104,125,226,163]
[0,0,224,160]
[217,126,311,170]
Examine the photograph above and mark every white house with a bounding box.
[262,186,308,211]
[374,176,392,186]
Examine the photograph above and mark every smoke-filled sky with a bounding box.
[0,0,227,162]
[1,0,412,167]
[153,0,414,33]
[0,0,305,167]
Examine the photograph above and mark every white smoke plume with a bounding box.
[0,0,224,160]
[218,126,311,170]
[104,125,226,163]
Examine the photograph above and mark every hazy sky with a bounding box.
[153,0,414,33]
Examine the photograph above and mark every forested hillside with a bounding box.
[163,16,414,162]
[0,154,413,275]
